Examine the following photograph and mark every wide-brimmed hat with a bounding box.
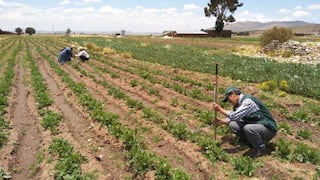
[78,46,86,51]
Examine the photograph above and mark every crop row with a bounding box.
[33,38,191,179]
[3,36,318,179]
[46,36,320,177]
[67,36,320,100]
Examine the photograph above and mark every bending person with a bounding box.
[213,86,278,158]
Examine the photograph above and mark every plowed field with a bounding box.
[0,35,319,180]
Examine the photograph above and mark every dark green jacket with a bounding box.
[237,94,278,132]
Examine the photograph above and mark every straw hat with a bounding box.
[78,46,86,51]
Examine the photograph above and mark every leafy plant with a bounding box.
[275,138,292,160]
[231,156,260,177]
[293,143,320,165]
[170,97,179,107]
[288,109,310,122]
[163,120,189,140]
[296,129,311,139]
[130,79,138,87]
[278,122,292,135]
[40,109,63,134]
[126,98,144,110]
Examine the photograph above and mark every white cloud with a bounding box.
[307,4,320,10]
[183,4,200,11]
[82,0,101,3]
[236,10,273,22]
[277,7,311,19]
[292,10,310,18]
[278,8,291,14]
[294,6,302,10]
[60,0,71,5]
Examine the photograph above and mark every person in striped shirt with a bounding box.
[213,86,278,158]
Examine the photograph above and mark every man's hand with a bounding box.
[215,117,229,124]
[213,102,228,116]
[212,102,221,111]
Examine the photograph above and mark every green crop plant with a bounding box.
[195,136,228,163]
[293,143,320,165]
[275,138,293,161]
[170,97,179,107]
[288,109,310,122]
[0,118,10,148]
[142,108,164,124]
[163,120,189,140]
[278,122,292,135]
[188,88,211,101]
[147,87,160,96]
[231,156,260,177]
[49,138,95,179]
[193,108,214,126]
[40,109,63,134]
[126,98,144,110]
[108,86,127,99]
[130,79,138,87]
[296,129,311,140]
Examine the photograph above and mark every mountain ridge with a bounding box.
[224,21,320,34]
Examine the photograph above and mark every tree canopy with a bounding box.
[15,27,23,35]
[204,0,243,32]
[25,27,36,35]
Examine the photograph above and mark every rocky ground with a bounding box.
[234,40,320,65]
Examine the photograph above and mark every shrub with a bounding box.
[257,80,277,91]
[122,52,132,59]
[278,80,289,91]
[260,27,293,47]
[103,47,117,54]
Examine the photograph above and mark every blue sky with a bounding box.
[1,0,320,33]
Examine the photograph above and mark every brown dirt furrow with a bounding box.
[7,60,43,179]
[35,53,133,179]
[54,59,223,178]
[257,158,317,179]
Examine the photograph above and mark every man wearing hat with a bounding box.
[75,47,90,62]
[213,86,278,158]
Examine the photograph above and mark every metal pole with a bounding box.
[214,63,218,140]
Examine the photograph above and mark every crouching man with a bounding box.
[213,86,278,158]
[75,47,90,62]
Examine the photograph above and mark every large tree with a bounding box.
[25,27,36,35]
[15,27,23,35]
[204,0,243,32]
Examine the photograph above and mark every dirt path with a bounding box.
[8,58,43,179]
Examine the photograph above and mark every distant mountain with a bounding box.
[224,21,320,34]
